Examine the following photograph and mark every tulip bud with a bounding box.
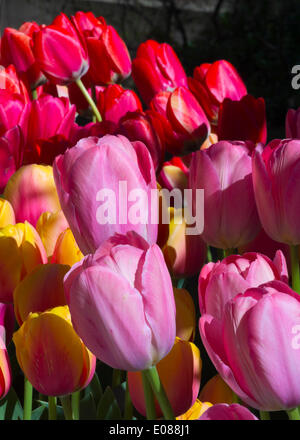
[198,404,258,420]
[199,374,237,405]
[51,228,83,266]
[13,305,96,396]
[4,164,61,227]
[36,211,69,259]
[0,199,15,227]
[174,287,196,342]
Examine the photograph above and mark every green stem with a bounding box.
[23,377,33,420]
[112,369,122,388]
[290,245,300,294]
[60,395,73,420]
[124,373,133,420]
[48,396,57,420]
[143,366,174,420]
[287,407,300,420]
[259,410,271,420]
[141,370,156,420]
[223,248,235,258]
[31,88,38,100]
[177,278,185,289]
[207,246,212,263]
[75,78,102,122]
[71,391,80,420]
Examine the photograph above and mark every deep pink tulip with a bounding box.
[53,134,158,255]
[150,86,210,155]
[32,13,89,85]
[158,156,189,192]
[199,251,288,319]
[119,110,164,171]
[132,40,187,105]
[0,65,30,100]
[189,141,261,249]
[200,280,300,411]
[0,303,11,400]
[0,125,24,192]
[64,232,176,371]
[0,90,29,138]
[72,11,131,85]
[218,94,267,144]
[0,303,15,346]
[188,60,247,122]
[253,139,300,245]
[198,403,258,420]
[286,107,300,138]
[96,84,142,125]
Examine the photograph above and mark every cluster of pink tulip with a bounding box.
[0,9,300,422]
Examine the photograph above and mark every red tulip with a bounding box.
[132,40,187,105]
[32,13,89,85]
[73,11,131,85]
[218,94,267,144]
[286,107,300,138]
[0,65,29,100]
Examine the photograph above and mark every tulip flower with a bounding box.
[0,221,47,302]
[0,65,29,99]
[0,198,15,227]
[0,126,24,192]
[64,232,176,371]
[177,400,212,420]
[200,280,300,411]
[158,157,189,192]
[132,40,187,105]
[0,90,29,138]
[218,94,267,144]
[173,288,196,342]
[150,87,210,155]
[36,210,69,258]
[199,251,288,318]
[14,263,69,325]
[0,326,11,400]
[0,24,46,89]
[96,84,142,125]
[0,302,15,345]
[32,13,89,85]
[119,111,164,171]
[13,305,96,396]
[188,60,247,122]
[51,228,83,266]
[286,107,300,138]
[199,374,237,405]
[198,404,258,420]
[128,337,201,417]
[72,11,131,85]
[189,141,261,250]
[53,135,158,255]
[4,164,61,227]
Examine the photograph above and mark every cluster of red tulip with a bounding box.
[0,9,300,422]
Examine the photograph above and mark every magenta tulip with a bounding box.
[64,232,176,371]
[200,280,300,411]
[53,134,158,255]
[189,141,261,249]
[198,403,258,420]
[199,251,288,319]
[286,107,300,138]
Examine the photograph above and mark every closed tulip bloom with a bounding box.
[32,13,89,85]
[188,60,247,122]
[13,305,96,396]
[128,337,201,417]
[253,139,300,245]
[0,125,24,192]
[4,164,61,227]
[198,404,258,420]
[174,287,196,341]
[286,107,300,138]
[64,233,176,371]
[0,90,29,138]
[177,399,212,420]
[199,251,288,318]
[218,94,267,144]
[0,302,15,345]
[53,135,158,255]
[0,199,15,227]
[36,211,69,258]
[158,157,189,192]
[0,221,47,302]
[199,374,237,405]
[189,141,261,249]
[200,280,300,411]
[73,11,131,85]
[51,228,83,266]
[0,65,29,99]
[13,263,69,325]
[0,329,11,400]
[132,40,187,105]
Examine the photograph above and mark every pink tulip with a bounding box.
[200,280,300,411]
[53,135,158,255]
[189,141,261,249]
[0,125,24,192]
[286,107,300,138]
[188,60,247,122]
[64,232,176,371]
[0,90,29,138]
[0,65,30,100]
[0,304,11,400]
[253,139,300,245]
[0,303,15,346]
[132,40,187,105]
[158,156,189,192]
[199,251,288,319]
[198,404,258,420]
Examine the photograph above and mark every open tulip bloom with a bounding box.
[0,6,300,424]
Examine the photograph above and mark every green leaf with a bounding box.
[97,386,122,420]
[0,387,23,420]
[79,390,98,420]
[31,405,47,420]
[82,372,103,405]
